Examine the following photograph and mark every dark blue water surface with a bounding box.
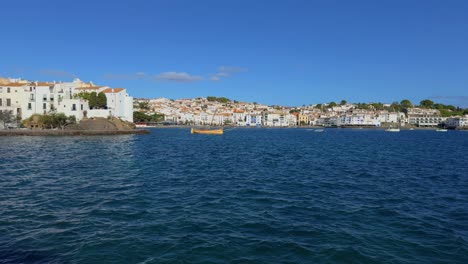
[1,128,467,263]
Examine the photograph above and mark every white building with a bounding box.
[99,88,133,122]
[245,113,262,126]
[445,116,468,128]
[377,111,400,124]
[0,78,134,123]
[0,81,89,121]
[337,112,380,126]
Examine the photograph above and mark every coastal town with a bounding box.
[0,76,467,130]
[133,96,468,129]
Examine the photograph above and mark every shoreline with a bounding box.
[139,125,460,131]
[0,129,150,136]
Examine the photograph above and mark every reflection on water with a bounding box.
[0,129,467,263]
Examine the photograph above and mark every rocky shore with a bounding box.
[0,129,150,136]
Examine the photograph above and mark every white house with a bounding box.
[245,113,262,126]
[445,116,468,128]
[99,88,133,122]
[0,81,89,121]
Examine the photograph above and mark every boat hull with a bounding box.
[191,128,224,135]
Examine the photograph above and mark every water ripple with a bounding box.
[0,129,467,263]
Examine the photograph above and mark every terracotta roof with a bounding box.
[101,88,125,93]
[31,82,54,86]
[0,83,27,87]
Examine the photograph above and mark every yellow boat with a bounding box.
[190,128,223,135]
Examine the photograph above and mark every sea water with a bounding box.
[0,128,467,263]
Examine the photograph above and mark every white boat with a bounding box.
[314,129,324,132]
[435,129,448,132]
[385,128,400,132]
[409,128,414,130]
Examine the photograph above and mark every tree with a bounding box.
[54,113,68,129]
[370,102,384,110]
[315,104,322,109]
[133,112,165,123]
[420,99,434,109]
[68,115,77,125]
[390,102,400,112]
[88,91,98,109]
[328,102,337,108]
[134,112,150,122]
[400,99,413,109]
[138,102,149,110]
[340,100,347,105]
[0,110,14,128]
[97,92,107,109]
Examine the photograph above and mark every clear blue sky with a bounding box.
[1,0,467,106]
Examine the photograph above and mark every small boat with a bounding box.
[135,122,148,128]
[409,128,414,130]
[435,129,448,132]
[385,128,400,132]
[314,129,324,132]
[191,128,223,135]
[191,109,223,135]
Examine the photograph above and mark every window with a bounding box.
[28,103,32,110]
[30,87,33,92]
[0,87,2,92]
[72,104,76,111]
[81,104,83,110]
[0,98,2,106]
[7,99,11,106]
[7,88,10,93]
[43,103,46,110]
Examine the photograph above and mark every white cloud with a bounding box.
[103,66,246,83]
[103,72,147,80]
[154,72,204,83]
[209,66,247,81]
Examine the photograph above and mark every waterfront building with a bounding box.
[245,112,262,126]
[377,111,400,124]
[99,88,133,122]
[0,78,133,123]
[337,110,380,126]
[445,116,468,128]
[298,113,309,125]
[318,117,339,127]
[232,109,246,126]
[0,81,90,121]
[0,82,27,119]
[407,108,444,127]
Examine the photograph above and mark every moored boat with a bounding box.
[435,129,448,132]
[385,128,400,132]
[190,128,224,135]
[135,122,148,128]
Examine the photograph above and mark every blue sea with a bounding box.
[1,128,467,263]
